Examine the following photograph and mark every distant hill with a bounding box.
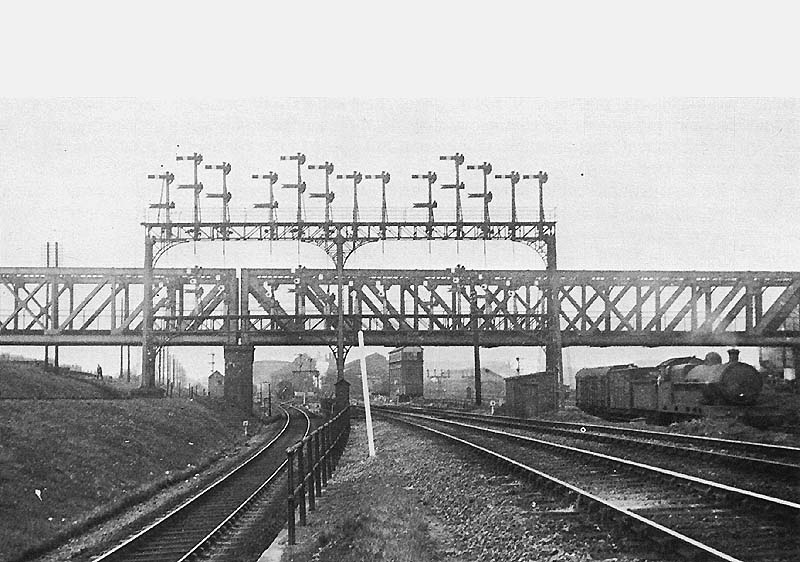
[0,360,121,399]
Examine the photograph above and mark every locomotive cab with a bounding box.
[656,356,703,412]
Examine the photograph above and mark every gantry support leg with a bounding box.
[473,344,482,406]
[335,378,351,412]
[545,234,563,408]
[224,344,255,415]
[140,235,156,388]
[335,234,346,383]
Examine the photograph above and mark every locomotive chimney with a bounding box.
[727,349,740,363]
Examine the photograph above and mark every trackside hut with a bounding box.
[505,371,557,417]
[208,370,224,398]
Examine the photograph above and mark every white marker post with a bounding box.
[358,330,376,457]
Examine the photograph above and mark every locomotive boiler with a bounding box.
[575,349,763,422]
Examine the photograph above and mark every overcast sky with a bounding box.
[0,4,797,385]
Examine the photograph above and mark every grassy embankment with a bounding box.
[0,361,268,561]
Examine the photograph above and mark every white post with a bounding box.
[358,330,376,457]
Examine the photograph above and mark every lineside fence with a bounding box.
[287,406,350,544]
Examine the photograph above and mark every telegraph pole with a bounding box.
[45,242,49,369]
[141,234,155,387]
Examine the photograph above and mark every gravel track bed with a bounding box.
[285,418,663,562]
[451,417,799,503]
[397,414,799,562]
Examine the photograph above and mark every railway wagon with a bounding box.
[575,365,635,416]
[609,366,657,411]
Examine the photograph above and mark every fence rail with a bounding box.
[287,406,350,545]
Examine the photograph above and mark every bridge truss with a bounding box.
[3,268,798,347]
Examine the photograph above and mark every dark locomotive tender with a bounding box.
[576,349,763,421]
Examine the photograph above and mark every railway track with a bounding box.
[380,406,800,481]
[376,408,800,562]
[93,405,310,562]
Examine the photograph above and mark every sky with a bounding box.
[0,4,797,386]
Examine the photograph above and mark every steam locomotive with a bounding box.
[575,349,763,422]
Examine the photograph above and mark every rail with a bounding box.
[287,405,351,545]
[94,404,307,561]
[378,409,799,561]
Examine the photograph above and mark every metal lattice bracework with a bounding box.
[142,219,557,266]
[0,267,237,346]
[241,268,550,347]
[2,268,800,346]
[239,269,800,346]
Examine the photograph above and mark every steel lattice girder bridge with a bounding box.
[1,267,798,347]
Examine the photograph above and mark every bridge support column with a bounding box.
[140,235,156,388]
[335,378,350,412]
[335,233,346,382]
[224,345,254,415]
[791,346,800,381]
[545,234,563,408]
[473,344,482,406]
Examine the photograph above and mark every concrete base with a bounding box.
[224,345,255,415]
